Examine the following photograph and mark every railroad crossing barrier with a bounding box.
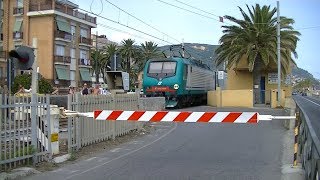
[63,110,296,123]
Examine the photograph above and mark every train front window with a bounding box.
[148,61,176,74]
[148,62,163,73]
[162,62,176,73]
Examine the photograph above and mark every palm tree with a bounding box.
[139,41,160,72]
[91,49,108,82]
[119,39,136,73]
[216,4,300,104]
[105,44,117,71]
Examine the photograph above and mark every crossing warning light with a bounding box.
[9,46,35,70]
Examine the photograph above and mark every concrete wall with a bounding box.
[207,88,253,108]
[139,97,165,111]
[226,69,253,90]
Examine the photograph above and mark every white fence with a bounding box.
[67,93,143,152]
[0,94,52,171]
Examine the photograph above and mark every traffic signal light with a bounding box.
[9,46,35,70]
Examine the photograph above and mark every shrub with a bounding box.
[12,74,53,94]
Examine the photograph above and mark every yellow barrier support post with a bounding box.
[293,111,300,166]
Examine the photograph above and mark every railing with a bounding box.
[54,55,71,64]
[296,101,320,180]
[79,36,91,45]
[55,30,72,41]
[79,58,91,66]
[13,7,24,15]
[29,1,96,24]
[13,32,23,40]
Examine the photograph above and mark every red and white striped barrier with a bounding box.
[93,110,258,123]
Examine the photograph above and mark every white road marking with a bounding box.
[301,96,320,107]
[84,157,97,162]
[66,123,178,179]
[110,148,122,152]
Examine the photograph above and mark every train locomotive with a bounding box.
[142,55,215,108]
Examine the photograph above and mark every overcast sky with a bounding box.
[72,0,320,78]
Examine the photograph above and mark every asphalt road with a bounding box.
[293,95,320,138]
[26,106,287,180]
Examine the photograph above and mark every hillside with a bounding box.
[159,43,319,89]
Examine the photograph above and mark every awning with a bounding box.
[13,20,23,32]
[55,65,70,80]
[79,68,92,82]
[56,17,71,33]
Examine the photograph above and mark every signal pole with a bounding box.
[277,1,281,106]
[95,31,99,83]
[31,38,38,94]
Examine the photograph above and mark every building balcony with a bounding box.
[79,58,91,66]
[0,51,6,58]
[13,32,23,40]
[79,36,92,46]
[54,55,71,64]
[55,30,72,42]
[29,1,96,24]
[13,7,24,15]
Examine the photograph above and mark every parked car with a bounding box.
[302,92,307,96]
[292,92,298,95]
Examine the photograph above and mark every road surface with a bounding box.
[293,95,320,139]
[26,106,287,180]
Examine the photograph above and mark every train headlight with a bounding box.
[173,84,179,90]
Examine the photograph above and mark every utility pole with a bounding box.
[114,53,117,71]
[95,31,99,83]
[277,1,281,106]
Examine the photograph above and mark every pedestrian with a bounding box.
[92,84,101,95]
[68,86,75,94]
[82,83,89,95]
[93,84,101,95]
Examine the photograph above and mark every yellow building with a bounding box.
[0,0,96,88]
[208,55,292,108]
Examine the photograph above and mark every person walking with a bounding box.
[82,83,89,95]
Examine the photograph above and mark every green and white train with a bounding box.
[142,57,215,108]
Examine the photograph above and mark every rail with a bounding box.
[296,100,320,180]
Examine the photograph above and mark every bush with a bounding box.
[12,74,53,94]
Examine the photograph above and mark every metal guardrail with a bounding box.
[296,100,320,180]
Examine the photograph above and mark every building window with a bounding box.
[71,25,76,36]
[0,0,3,9]
[55,45,65,56]
[80,28,88,38]
[16,0,23,7]
[56,17,71,33]
[80,50,90,65]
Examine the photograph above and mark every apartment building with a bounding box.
[0,0,97,88]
